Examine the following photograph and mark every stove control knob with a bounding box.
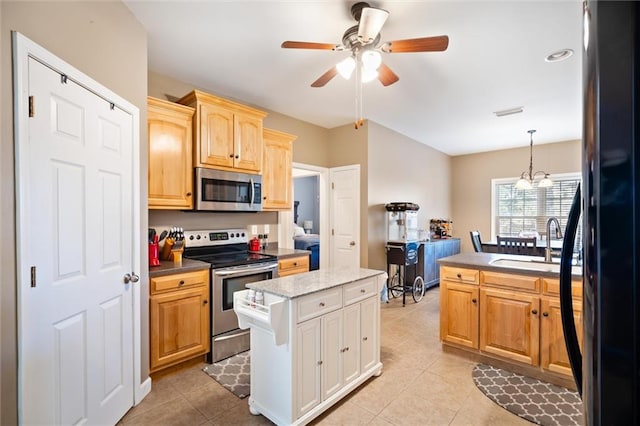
[241,232,245,237]
[189,235,194,240]
[196,235,201,240]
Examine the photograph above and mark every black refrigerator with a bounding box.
[559,1,640,424]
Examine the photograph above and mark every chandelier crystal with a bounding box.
[515,130,553,190]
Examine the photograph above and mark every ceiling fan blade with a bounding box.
[377,63,399,86]
[281,41,338,50]
[311,67,338,87]
[382,35,449,53]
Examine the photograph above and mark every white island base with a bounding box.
[234,268,386,426]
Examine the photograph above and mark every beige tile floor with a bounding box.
[120,287,530,425]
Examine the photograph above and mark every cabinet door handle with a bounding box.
[542,312,549,317]
[235,155,239,159]
[344,346,349,352]
[293,262,298,266]
[471,298,477,304]
[186,192,192,197]
[203,300,208,305]
[362,336,368,341]
[179,280,185,286]
[317,360,323,366]
[229,154,234,158]
[532,309,538,315]
[360,289,366,293]
[457,273,462,279]
[319,302,325,307]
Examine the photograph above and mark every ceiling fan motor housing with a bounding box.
[350,2,371,21]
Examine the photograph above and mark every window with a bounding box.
[492,173,582,247]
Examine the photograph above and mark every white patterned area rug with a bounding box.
[203,351,250,399]
[472,364,583,426]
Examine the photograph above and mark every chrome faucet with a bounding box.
[545,217,563,262]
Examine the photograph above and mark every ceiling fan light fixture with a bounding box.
[361,66,378,83]
[337,56,356,79]
[361,50,382,71]
[357,7,389,44]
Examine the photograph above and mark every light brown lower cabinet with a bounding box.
[150,269,210,373]
[440,266,582,382]
[439,281,479,349]
[540,296,583,376]
[278,255,310,277]
[479,287,540,366]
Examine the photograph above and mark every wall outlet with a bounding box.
[264,224,270,234]
[250,225,258,235]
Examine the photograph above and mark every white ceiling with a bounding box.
[124,0,583,156]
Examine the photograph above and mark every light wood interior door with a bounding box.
[440,281,479,349]
[480,288,540,365]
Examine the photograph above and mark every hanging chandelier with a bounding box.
[515,129,553,190]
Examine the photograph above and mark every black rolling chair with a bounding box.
[470,230,483,252]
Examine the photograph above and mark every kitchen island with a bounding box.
[438,252,582,389]
[234,267,386,426]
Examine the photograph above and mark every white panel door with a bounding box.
[19,57,134,425]
[330,165,360,268]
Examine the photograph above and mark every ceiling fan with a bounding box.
[281,1,449,89]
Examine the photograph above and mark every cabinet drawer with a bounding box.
[481,270,540,293]
[542,278,583,298]
[297,288,342,323]
[151,269,209,295]
[279,255,309,277]
[344,278,377,306]
[440,266,479,284]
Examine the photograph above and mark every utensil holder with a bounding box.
[148,242,160,266]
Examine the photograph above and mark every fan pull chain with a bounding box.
[354,53,364,129]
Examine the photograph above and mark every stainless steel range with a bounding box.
[183,229,278,363]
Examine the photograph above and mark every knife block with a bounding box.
[170,240,184,265]
[160,238,174,261]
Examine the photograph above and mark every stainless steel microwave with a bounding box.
[194,168,262,212]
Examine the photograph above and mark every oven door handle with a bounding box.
[215,263,277,277]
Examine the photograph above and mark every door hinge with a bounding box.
[331,229,334,236]
[30,266,36,287]
[331,182,334,189]
[28,96,34,117]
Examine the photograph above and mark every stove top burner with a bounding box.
[187,251,276,269]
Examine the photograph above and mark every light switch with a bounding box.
[264,224,270,234]
[251,225,258,235]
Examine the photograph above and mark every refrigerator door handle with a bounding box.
[559,183,583,396]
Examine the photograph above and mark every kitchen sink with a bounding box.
[489,258,582,275]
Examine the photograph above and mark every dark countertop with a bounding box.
[438,252,582,280]
[258,247,311,259]
[148,258,210,278]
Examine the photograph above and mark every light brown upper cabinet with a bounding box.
[147,97,195,209]
[262,128,297,210]
[177,90,267,174]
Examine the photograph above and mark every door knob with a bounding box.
[123,273,139,284]
[349,241,356,246]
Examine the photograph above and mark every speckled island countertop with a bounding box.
[246,267,386,299]
[438,252,582,280]
[148,258,210,278]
